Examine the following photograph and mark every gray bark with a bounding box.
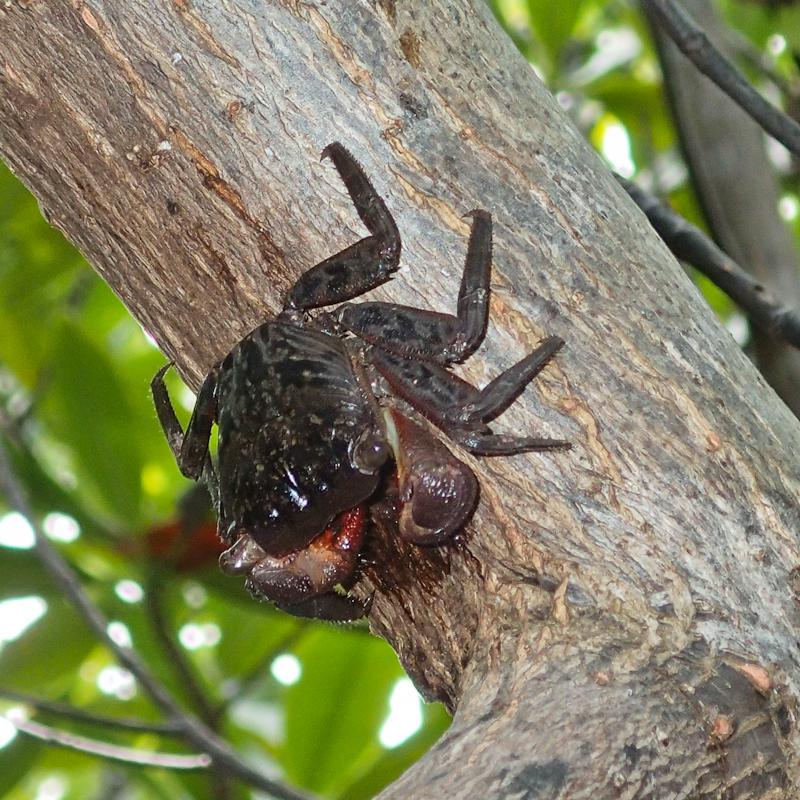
[1,2,799,798]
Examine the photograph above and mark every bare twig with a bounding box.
[144,576,218,725]
[7,715,212,770]
[727,29,800,100]
[145,574,234,800]
[642,0,800,155]
[0,688,182,735]
[618,176,800,347]
[0,437,316,800]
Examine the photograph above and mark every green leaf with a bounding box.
[337,702,451,800]
[281,628,406,795]
[0,597,97,693]
[0,736,41,796]
[527,0,586,62]
[40,321,144,525]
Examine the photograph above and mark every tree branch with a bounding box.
[642,0,800,155]
[213,621,309,722]
[7,715,212,770]
[0,688,182,736]
[2,3,800,796]
[0,436,315,800]
[144,576,219,727]
[618,175,800,347]
[144,573,235,800]
[643,0,800,419]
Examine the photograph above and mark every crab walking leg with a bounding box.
[178,368,219,480]
[150,365,220,509]
[336,210,493,364]
[283,143,401,311]
[450,336,566,424]
[371,347,571,456]
[151,363,186,463]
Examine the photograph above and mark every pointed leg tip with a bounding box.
[152,361,175,384]
[321,141,352,164]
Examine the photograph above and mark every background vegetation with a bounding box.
[1,0,798,797]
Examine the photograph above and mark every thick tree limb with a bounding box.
[1,2,799,797]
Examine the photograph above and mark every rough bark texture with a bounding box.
[648,0,800,422]
[1,2,800,798]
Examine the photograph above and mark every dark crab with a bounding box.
[152,143,569,621]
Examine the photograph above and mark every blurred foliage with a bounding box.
[1,0,799,797]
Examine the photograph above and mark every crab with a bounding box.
[151,143,570,621]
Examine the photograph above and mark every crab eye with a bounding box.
[351,431,390,474]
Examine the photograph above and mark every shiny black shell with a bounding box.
[215,321,382,557]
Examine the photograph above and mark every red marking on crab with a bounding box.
[315,505,367,552]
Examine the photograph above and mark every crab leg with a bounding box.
[370,341,570,456]
[336,210,492,364]
[284,143,401,311]
[150,364,220,507]
[179,368,219,481]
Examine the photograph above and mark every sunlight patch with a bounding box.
[0,596,47,642]
[600,121,635,178]
[271,653,302,686]
[107,621,132,648]
[43,512,80,542]
[34,774,67,800]
[114,579,144,604]
[0,714,19,750]
[178,622,221,650]
[97,666,136,700]
[0,512,35,549]
[379,678,423,749]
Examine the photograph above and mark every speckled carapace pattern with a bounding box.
[216,321,381,557]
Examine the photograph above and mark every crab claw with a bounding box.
[219,534,266,576]
[385,409,478,545]
[221,508,367,607]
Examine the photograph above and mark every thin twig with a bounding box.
[0,437,316,800]
[642,0,800,156]
[727,29,800,100]
[145,573,234,800]
[0,688,182,736]
[618,176,800,347]
[7,715,212,770]
[144,576,218,726]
